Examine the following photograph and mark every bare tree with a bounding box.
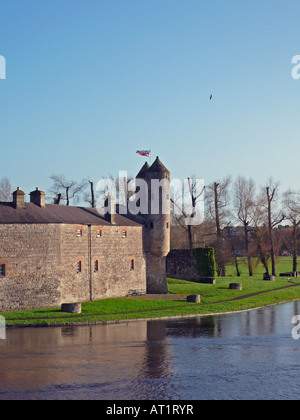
[252,226,270,275]
[205,177,231,276]
[261,179,285,276]
[0,177,13,202]
[245,189,272,275]
[283,190,300,273]
[171,177,205,249]
[233,176,256,276]
[83,180,96,208]
[49,175,85,206]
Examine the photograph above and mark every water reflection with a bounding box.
[1,301,300,400]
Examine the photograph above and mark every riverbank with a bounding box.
[5,288,300,329]
[2,271,300,328]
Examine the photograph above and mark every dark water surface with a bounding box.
[1,301,300,400]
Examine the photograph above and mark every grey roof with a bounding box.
[147,156,170,174]
[0,202,143,226]
[136,162,150,179]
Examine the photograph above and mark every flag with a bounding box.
[136,150,151,157]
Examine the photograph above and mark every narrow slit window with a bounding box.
[76,229,83,237]
[77,261,82,273]
[94,260,99,272]
[0,264,6,277]
[130,259,135,270]
[122,231,127,238]
[96,229,102,238]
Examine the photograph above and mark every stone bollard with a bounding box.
[61,303,82,314]
[263,275,275,281]
[187,294,201,303]
[229,283,243,290]
[199,278,216,284]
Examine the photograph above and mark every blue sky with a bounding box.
[0,0,299,201]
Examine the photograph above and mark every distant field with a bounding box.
[2,257,300,327]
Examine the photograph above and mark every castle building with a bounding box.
[0,157,170,312]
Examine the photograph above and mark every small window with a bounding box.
[94,260,99,272]
[150,221,154,229]
[96,229,102,238]
[130,259,135,270]
[0,264,6,277]
[77,260,82,273]
[76,229,83,237]
[166,222,169,229]
[122,230,127,238]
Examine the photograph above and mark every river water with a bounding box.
[1,301,300,400]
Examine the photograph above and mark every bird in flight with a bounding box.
[210,94,213,100]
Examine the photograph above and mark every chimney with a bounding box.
[104,194,116,225]
[12,187,25,209]
[30,187,46,207]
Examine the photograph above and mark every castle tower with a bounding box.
[137,157,170,294]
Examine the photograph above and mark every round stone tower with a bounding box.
[145,157,170,258]
[137,156,170,294]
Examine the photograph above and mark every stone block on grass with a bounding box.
[263,275,275,281]
[187,294,201,303]
[199,277,216,284]
[229,283,242,290]
[61,303,82,314]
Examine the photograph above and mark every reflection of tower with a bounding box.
[137,156,170,293]
[142,320,171,377]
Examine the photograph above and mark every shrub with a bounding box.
[193,247,216,279]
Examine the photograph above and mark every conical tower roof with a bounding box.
[148,156,169,174]
[136,162,150,179]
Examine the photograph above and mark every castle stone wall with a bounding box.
[90,225,146,300]
[166,249,199,282]
[60,224,147,303]
[0,224,61,311]
[0,223,147,312]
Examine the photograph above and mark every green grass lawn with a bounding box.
[2,257,300,327]
[168,256,298,304]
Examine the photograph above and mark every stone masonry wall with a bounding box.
[0,224,61,311]
[0,223,147,312]
[91,225,146,300]
[166,249,199,282]
[60,224,147,304]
